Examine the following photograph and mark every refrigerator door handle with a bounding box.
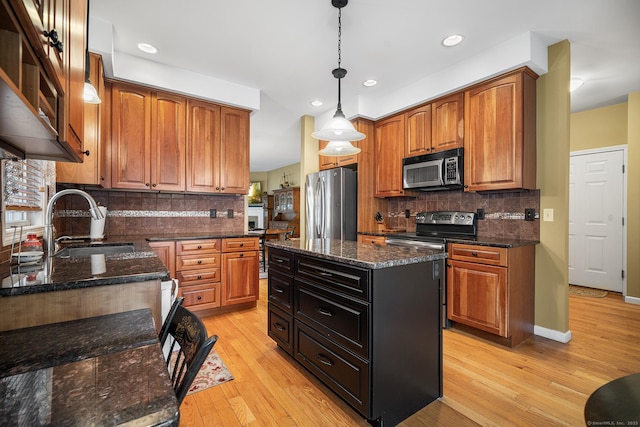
[315,178,322,238]
[319,178,326,238]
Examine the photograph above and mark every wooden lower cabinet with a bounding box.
[447,243,535,347]
[221,237,259,306]
[149,237,259,314]
[357,234,386,246]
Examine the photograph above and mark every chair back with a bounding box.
[160,297,184,346]
[163,304,218,404]
[285,225,296,240]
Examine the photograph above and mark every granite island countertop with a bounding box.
[266,238,447,269]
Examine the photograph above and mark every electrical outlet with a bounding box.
[210,208,217,218]
[476,208,485,219]
[227,209,234,218]
[525,208,535,221]
[405,209,410,218]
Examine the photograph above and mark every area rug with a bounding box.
[187,348,234,395]
[169,348,234,395]
[569,284,608,298]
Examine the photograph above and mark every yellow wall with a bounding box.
[250,164,301,194]
[570,102,628,151]
[535,40,571,333]
[628,92,640,298]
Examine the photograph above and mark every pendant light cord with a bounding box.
[333,6,346,118]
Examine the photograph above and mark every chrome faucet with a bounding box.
[43,189,104,253]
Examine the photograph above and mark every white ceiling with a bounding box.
[90,0,640,172]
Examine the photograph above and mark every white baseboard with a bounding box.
[534,325,572,343]
[624,295,640,305]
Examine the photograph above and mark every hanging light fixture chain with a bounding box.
[337,7,342,70]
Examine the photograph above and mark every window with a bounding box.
[2,159,55,246]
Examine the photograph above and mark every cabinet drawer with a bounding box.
[180,283,220,309]
[294,321,370,417]
[222,237,259,252]
[357,235,386,246]
[268,304,293,355]
[268,269,294,313]
[295,279,369,358]
[176,253,220,270]
[295,255,370,301]
[268,248,295,274]
[177,239,221,254]
[449,243,507,267]
[177,268,221,285]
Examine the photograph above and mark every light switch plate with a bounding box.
[543,208,554,222]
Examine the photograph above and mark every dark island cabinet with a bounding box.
[267,247,443,426]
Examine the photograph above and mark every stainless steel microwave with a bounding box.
[402,147,464,191]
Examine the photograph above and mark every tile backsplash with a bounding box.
[55,189,246,237]
[386,189,540,241]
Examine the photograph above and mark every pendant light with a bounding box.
[83,0,101,104]
[313,0,363,156]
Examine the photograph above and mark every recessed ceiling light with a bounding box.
[137,43,158,54]
[363,79,377,87]
[570,77,584,92]
[442,34,464,47]
[310,100,323,107]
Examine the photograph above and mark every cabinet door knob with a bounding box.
[197,245,202,249]
[152,183,157,188]
[471,252,477,257]
[197,260,202,264]
[240,253,244,257]
[197,296,202,301]
[82,150,90,156]
[240,243,244,247]
[197,275,202,280]
[145,183,150,187]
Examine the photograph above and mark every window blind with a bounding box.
[3,159,44,211]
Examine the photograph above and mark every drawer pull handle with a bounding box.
[197,260,203,264]
[240,243,244,247]
[275,259,284,263]
[197,245,202,249]
[319,272,332,277]
[273,287,285,293]
[197,275,202,280]
[316,353,334,366]
[316,307,334,317]
[471,252,477,256]
[197,296,202,301]
[240,253,244,257]
[273,322,286,331]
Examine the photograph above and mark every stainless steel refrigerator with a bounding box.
[305,168,357,241]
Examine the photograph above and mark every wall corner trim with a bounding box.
[534,325,573,343]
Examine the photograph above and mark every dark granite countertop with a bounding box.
[0,309,179,426]
[0,235,169,298]
[358,231,539,248]
[266,238,446,269]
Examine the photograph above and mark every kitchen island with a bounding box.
[266,239,446,426]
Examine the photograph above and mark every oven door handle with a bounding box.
[385,238,445,251]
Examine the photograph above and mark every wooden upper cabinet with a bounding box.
[464,68,537,192]
[318,140,359,170]
[57,53,103,185]
[151,91,186,191]
[186,99,221,193]
[64,0,86,158]
[219,106,250,194]
[432,93,463,152]
[186,102,249,194]
[405,104,432,157]
[374,113,406,197]
[110,82,152,190]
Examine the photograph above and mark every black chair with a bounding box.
[161,301,218,405]
[159,296,184,346]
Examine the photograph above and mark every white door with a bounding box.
[569,149,624,292]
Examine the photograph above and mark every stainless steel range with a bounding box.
[386,211,478,328]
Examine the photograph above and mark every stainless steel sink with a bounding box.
[54,244,135,258]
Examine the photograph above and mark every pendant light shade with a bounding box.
[83,81,101,104]
[319,140,361,156]
[313,0,365,155]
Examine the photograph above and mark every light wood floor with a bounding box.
[179,281,640,426]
